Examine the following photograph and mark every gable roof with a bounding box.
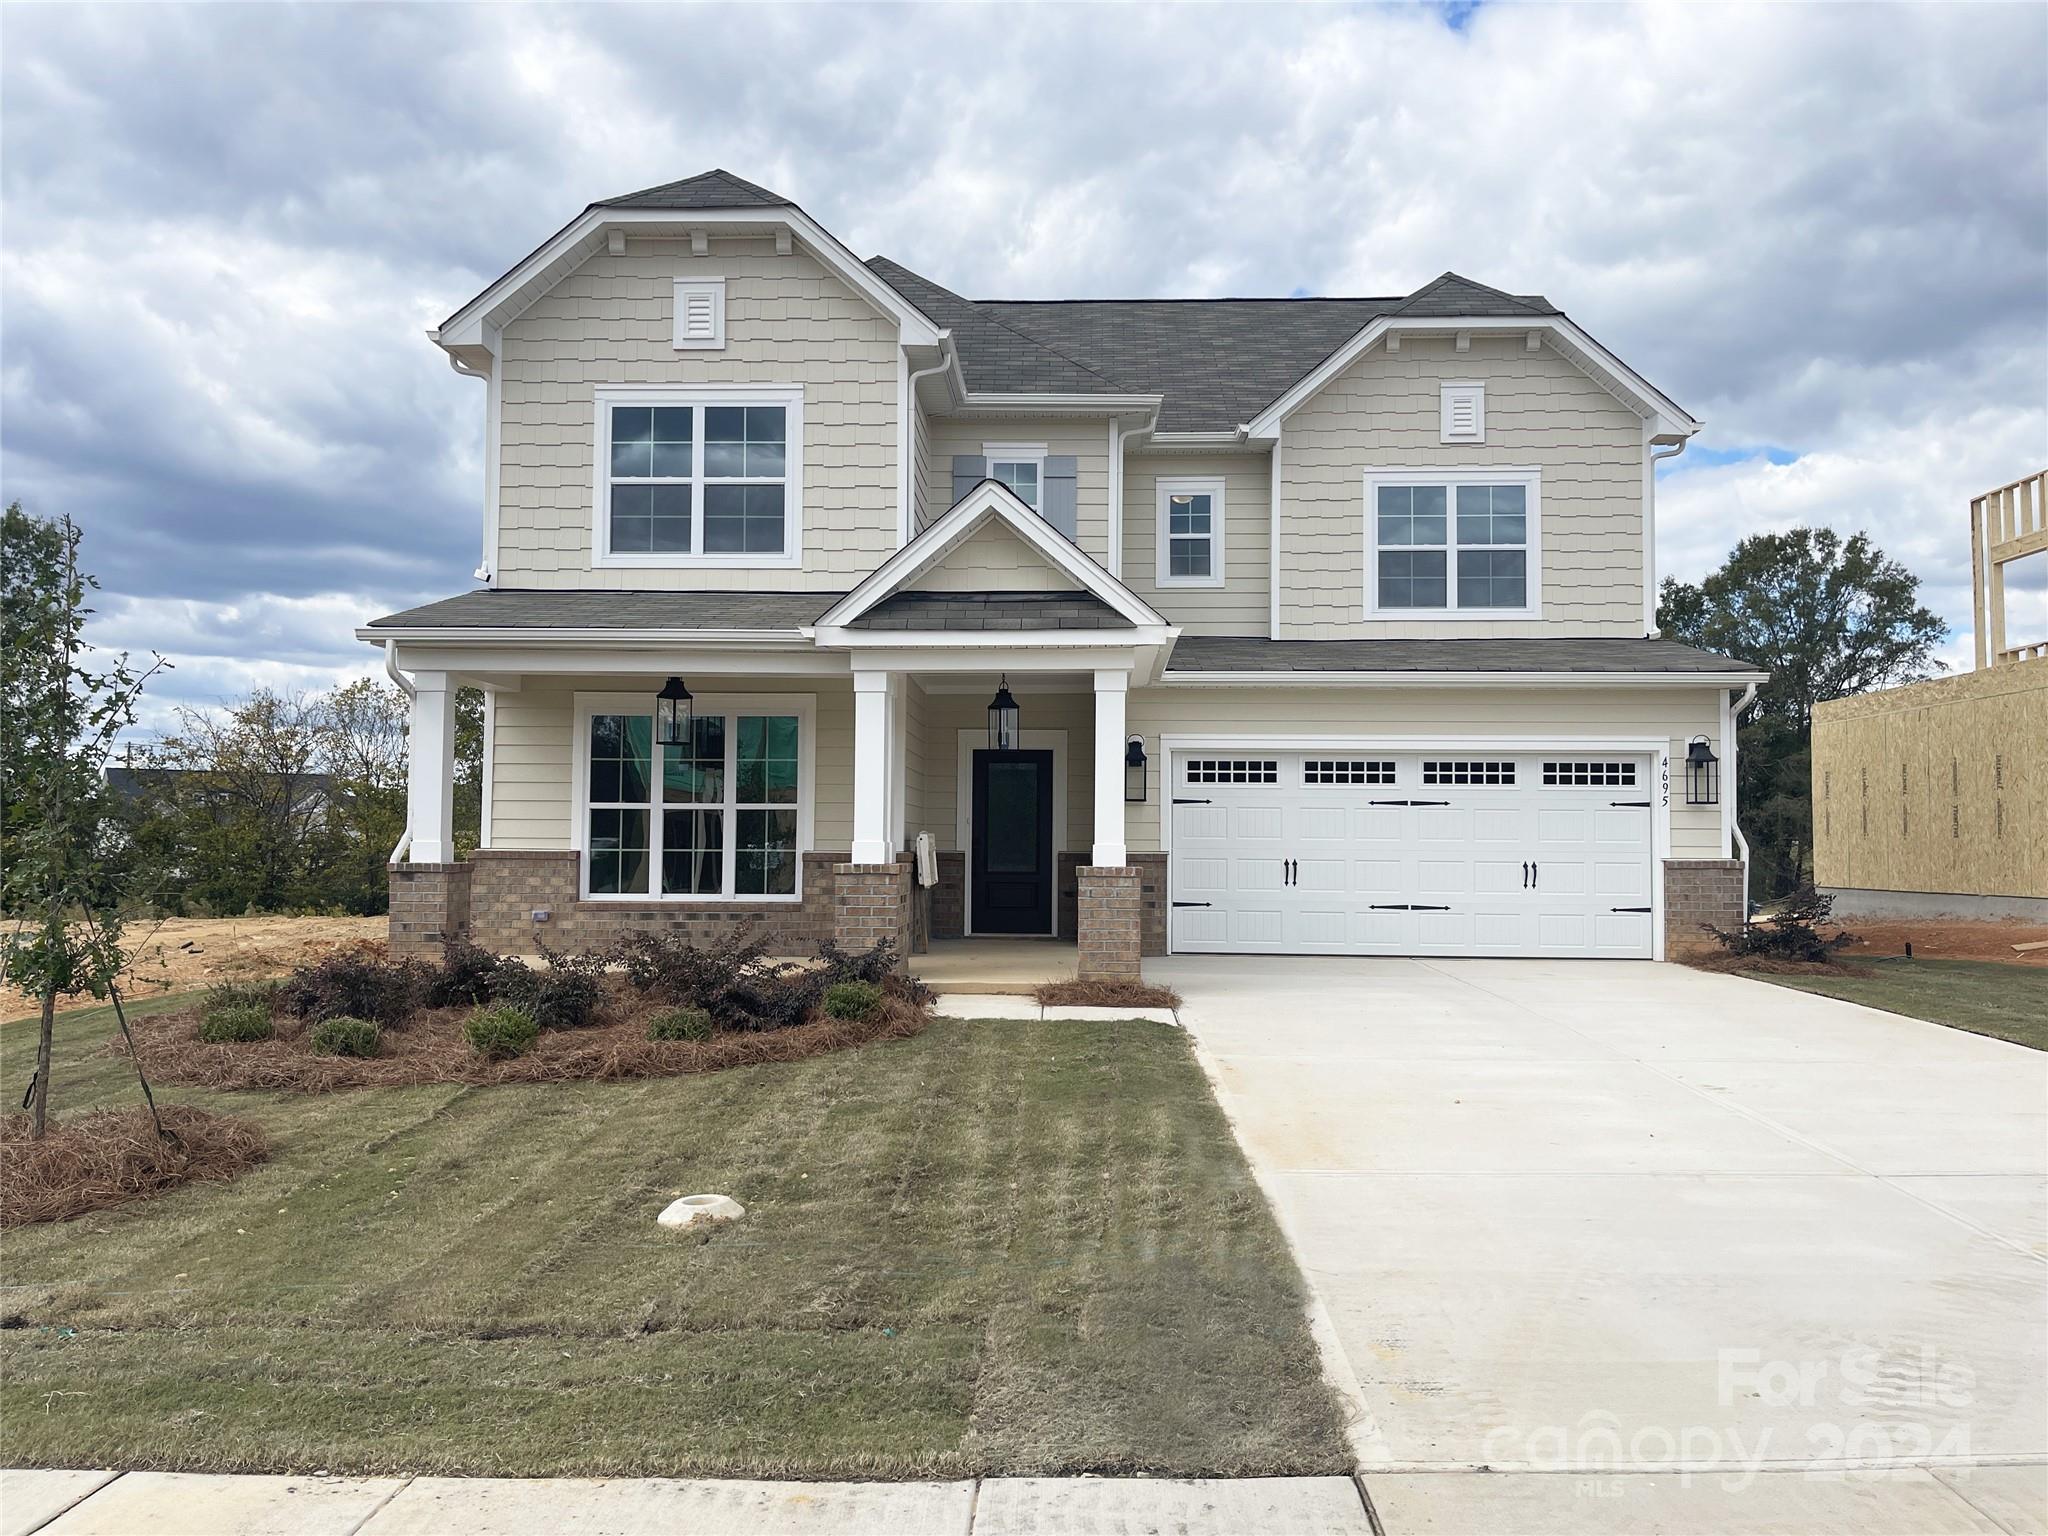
[1387,271,1558,319]
[596,169,791,211]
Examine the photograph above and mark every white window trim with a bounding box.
[591,385,804,571]
[1363,467,1542,621]
[1154,475,1226,589]
[569,691,816,903]
[672,278,726,350]
[982,442,1047,510]
[1439,381,1485,443]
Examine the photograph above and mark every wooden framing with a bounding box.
[1971,469,2048,668]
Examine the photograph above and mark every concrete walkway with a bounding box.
[1156,954,2048,1534]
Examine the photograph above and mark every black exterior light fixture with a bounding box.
[1125,735,1148,803]
[986,676,1021,751]
[1685,735,1720,806]
[655,676,694,748]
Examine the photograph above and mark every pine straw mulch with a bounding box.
[1679,949,1867,978]
[121,993,929,1095]
[1,1105,270,1227]
[1034,977,1183,1009]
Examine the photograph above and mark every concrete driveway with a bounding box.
[1156,955,2048,1534]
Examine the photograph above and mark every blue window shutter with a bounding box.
[1043,456,1078,540]
[951,455,988,507]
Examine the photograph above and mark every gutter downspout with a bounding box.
[1728,679,1759,917]
[384,639,416,867]
[902,338,954,544]
[1106,409,1157,579]
[1645,435,1690,636]
[447,351,495,583]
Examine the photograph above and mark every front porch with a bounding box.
[908,936,1080,994]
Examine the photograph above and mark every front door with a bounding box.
[971,749,1055,934]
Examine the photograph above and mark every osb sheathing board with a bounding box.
[1813,658,2047,898]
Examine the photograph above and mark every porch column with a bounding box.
[1091,669,1128,867]
[405,670,456,864]
[851,669,894,863]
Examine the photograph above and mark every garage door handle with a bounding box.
[1368,798,1451,807]
[1610,906,1652,913]
[1368,903,1452,911]
[1531,862,1538,888]
[1172,900,1211,909]
[1173,796,1211,805]
[1522,861,1530,888]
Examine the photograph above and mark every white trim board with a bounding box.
[955,728,1068,938]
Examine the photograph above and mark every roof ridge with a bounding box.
[596,168,790,209]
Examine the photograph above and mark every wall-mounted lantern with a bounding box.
[1685,735,1720,806]
[1125,735,1148,803]
[986,676,1020,751]
[655,676,694,748]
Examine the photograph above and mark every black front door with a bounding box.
[971,749,1054,934]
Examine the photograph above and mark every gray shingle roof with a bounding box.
[868,261,1560,432]
[596,169,791,211]
[848,591,1130,632]
[1165,636,1759,675]
[367,589,836,631]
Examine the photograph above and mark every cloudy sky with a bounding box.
[4,1,2044,729]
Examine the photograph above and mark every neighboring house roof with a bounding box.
[867,258,1559,433]
[848,591,1132,632]
[1164,636,1763,677]
[366,590,835,632]
[595,169,792,211]
[105,766,341,805]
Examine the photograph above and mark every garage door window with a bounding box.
[1543,760,1637,786]
[1366,470,1539,618]
[1422,759,1516,785]
[1186,759,1277,784]
[1305,759,1396,785]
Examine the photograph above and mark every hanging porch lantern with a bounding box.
[655,676,694,748]
[986,676,1021,751]
[1125,735,1148,803]
[1684,735,1719,806]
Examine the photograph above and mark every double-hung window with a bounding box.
[578,694,813,901]
[1155,477,1225,587]
[594,386,802,567]
[1365,468,1540,617]
[984,444,1046,510]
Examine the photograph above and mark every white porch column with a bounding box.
[1091,669,1129,867]
[851,670,895,863]
[406,670,456,864]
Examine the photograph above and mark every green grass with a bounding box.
[1746,958,2048,1051]
[0,993,1347,1479]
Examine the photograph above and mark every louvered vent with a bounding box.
[672,279,726,350]
[1439,382,1484,443]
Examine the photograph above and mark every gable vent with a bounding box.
[673,278,726,350]
[1440,382,1484,443]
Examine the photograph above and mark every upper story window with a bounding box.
[1155,476,1225,588]
[1364,468,1540,619]
[594,386,802,568]
[984,444,1046,510]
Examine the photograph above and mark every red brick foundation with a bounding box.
[1077,865,1143,980]
[388,862,472,959]
[833,861,913,968]
[1664,858,1745,956]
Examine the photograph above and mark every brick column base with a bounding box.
[1663,857,1744,956]
[1077,865,1143,981]
[833,862,913,969]
[388,861,472,960]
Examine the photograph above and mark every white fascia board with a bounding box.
[374,641,849,678]
[840,645,1145,675]
[816,624,1173,650]
[813,479,1167,630]
[356,626,816,647]
[437,206,941,353]
[1243,315,1701,440]
[1157,668,1769,687]
[952,392,1164,415]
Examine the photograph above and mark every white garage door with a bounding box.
[1169,750,1657,958]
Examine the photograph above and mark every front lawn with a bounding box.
[1746,957,2048,1051]
[0,993,1347,1479]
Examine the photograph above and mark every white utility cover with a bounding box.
[1169,750,1655,958]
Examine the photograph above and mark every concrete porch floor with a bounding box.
[909,938,1080,993]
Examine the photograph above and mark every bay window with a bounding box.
[594,386,802,568]
[579,694,813,900]
[1365,468,1540,617]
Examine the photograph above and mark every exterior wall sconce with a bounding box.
[986,676,1020,751]
[1125,735,1148,803]
[655,676,694,748]
[1685,735,1720,806]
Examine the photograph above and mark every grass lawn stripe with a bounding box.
[1743,957,2048,1051]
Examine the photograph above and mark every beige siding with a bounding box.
[923,416,1113,565]
[910,396,934,534]
[1279,335,1646,638]
[487,677,857,851]
[1123,684,1725,857]
[906,520,1078,592]
[901,677,927,849]
[496,236,899,590]
[1122,451,1271,634]
[913,689,1095,855]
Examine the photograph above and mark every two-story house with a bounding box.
[363,170,1765,976]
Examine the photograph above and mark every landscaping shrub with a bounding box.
[198,1003,274,1043]
[1709,885,1853,964]
[426,941,504,1008]
[608,927,774,1006]
[822,980,882,1022]
[309,1015,381,1058]
[489,961,602,1031]
[647,1006,715,1042]
[464,1005,539,1060]
[201,979,278,1018]
[278,947,425,1027]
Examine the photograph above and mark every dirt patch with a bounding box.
[0,1104,269,1226]
[1683,951,1863,978]
[126,993,928,1094]
[1823,918,2048,966]
[1,916,387,1024]
[1036,978,1183,1009]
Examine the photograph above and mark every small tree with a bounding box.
[1,505,168,1137]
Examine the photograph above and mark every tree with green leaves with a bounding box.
[1,504,168,1137]
[1658,527,1946,900]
